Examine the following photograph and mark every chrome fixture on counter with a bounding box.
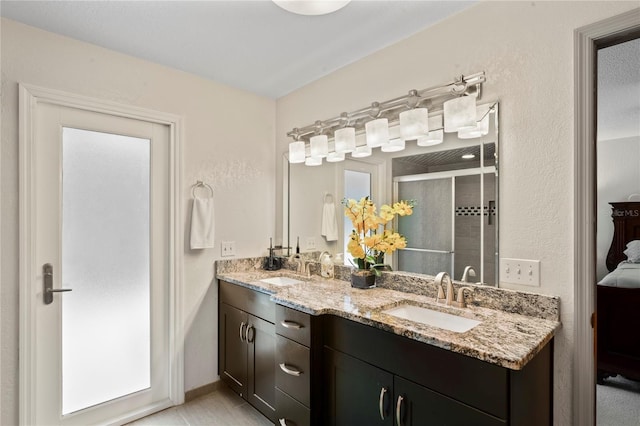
[287,72,488,165]
[435,271,473,308]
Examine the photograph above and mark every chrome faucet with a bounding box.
[289,253,305,274]
[434,271,473,308]
[461,266,477,283]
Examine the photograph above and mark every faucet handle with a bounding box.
[453,287,474,308]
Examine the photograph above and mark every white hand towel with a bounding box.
[321,200,339,242]
[190,197,215,249]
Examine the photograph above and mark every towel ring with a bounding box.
[324,192,334,202]
[192,181,214,198]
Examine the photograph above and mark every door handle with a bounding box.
[43,263,72,305]
[396,395,404,426]
[379,387,388,420]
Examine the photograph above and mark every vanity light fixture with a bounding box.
[417,115,444,147]
[285,72,486,165]
[351,145,372,158]
[272,0,350,16]
[381,138,405,153]
[305,156,323,166]
[399,107,429,140]
[326,151,346,162]
[443,95,477,133]
[288,140,306,163]
[365,118,390,148]
[334,127,356,153]
[458,108,491,139]
[310,134,329,158]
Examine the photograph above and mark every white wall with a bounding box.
[275,2,639,425]
[596,136,640,280]
[0,18,276,425]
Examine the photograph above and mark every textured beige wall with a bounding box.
[276,2,639,424]
[1,18,276,425]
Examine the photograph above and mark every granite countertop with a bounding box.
[217,269,560,371]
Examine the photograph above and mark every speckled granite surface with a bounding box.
[215,258,561,370]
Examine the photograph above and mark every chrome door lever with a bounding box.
[43,263,72,305]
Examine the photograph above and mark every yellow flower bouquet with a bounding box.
[343,197,415,280]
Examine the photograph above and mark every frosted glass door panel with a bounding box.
[397,250,452,276]
[397,179,452,250]
[343,170,371,266]
[61,127,151,415]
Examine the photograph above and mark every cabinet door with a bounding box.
[247,314,277,422]
[323,348,393,426]
[219,302,248,398]
[394,376,505,426]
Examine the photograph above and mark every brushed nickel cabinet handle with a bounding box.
[281,320,303,329]
[379,387,388,420]
[278,419,288,426]
[396,395,404,426]
[246,325,255,343]
[239,322,246,342]
[279,363,302,377]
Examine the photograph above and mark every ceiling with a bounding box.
[598,38,640,141]
[0,0,476,99]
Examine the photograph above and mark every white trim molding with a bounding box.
[574,8,640,426]
[18,84,185,424]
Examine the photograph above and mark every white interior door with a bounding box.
[26,100,173,425]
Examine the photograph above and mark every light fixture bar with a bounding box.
[287,72,485,141]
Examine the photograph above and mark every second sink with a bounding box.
[383,303,480,333]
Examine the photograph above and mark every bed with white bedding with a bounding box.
[598,261,640,288]
[597,203,640,383]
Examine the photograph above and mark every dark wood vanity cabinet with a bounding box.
[274,304,322,426]
[219,280,276,423]
[322,315,552,426]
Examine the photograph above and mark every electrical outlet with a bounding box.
[306,237,316,251]
[221,241,235,257]
[500,258,540,286]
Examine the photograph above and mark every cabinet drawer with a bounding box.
[276,305,311,346]
[220,280,275,323]
[276,335,310,407]
[276,388,310,426]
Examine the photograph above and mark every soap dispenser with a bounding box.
[319,251,334,278]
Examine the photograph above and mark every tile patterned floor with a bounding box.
[127,385,272,426]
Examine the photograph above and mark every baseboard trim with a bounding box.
[184,381,222,402]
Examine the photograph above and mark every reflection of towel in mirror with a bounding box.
[190,197,215,249]
[321,200,338,241]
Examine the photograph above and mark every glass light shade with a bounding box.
[381,138,405,152]
[334,127,356,153]
[288,141,306,163]
[443,96,477,133]
[326,152,345,162]
[417,130,444,146]
[399,108,429,141]
[458,113,490,139]
[272,0,350,16]
[305,156,322,166]
[351,145,372,158]
[310,135,328,158]
[365,118,389,148]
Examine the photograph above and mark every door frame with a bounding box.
[574,8,640,426]
[18,83,185,425]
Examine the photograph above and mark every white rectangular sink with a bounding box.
[260,276,304,286]
[383,304,480,333]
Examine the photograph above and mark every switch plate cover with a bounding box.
[500,258,540,286]
[306,237,316,251]
[221,241,235,257]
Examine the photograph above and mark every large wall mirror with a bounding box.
[283,102,499,286]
